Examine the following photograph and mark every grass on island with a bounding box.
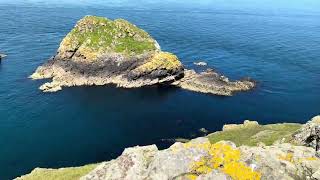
[16,164,98,180]
[207,123,302,146]
[61,15,157,60]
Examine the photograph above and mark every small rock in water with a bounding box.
[0,53,7,60]
[194,61,207,66]
[199,128,209,134]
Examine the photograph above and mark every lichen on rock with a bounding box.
[16,116,320,180]
[79,137,320,180]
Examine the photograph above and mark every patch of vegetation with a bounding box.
[135,52,182,72]
[207,123,301,146]
[60,16,157,60]
[16,164,98,180]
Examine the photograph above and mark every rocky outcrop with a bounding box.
[222,120,259,131]
[80,116,320,180]
[173,69,255,96]
[31,16,254,95]
[81,138,320,180]
[293,116,320,156]
[15,116,320,180]
[31,52,183,92]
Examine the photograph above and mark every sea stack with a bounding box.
[31,15,255,95]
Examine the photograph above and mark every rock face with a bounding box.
[31,15,255,95]
[293,116,320,156]
[81,138,320,180]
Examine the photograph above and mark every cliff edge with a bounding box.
[16,115,320,180]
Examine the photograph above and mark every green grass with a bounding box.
[16,164,98,180]
[62,16,157,60]
[207,123,302,146]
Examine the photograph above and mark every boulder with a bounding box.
[222,120,259,131]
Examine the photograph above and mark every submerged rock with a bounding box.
[194,61,207,66]
[31,16,254,95]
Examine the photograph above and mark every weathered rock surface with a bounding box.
[81,138,320,180]
[15,116,320,180]
[31,16,254,95]
[80,115,320,180]
[222,120,259,131]
[293,115,320,156]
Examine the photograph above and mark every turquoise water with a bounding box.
[0,1,320,179]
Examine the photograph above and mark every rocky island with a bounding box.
[31,16,254,96]
[16,115,320,180]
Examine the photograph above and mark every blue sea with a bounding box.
[0,0,320,179]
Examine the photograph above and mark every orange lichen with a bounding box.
[278,153,294,162]
[186,142,261,180]
[186,174,198,180]
[224,161,261,180]
[278,152,318,163]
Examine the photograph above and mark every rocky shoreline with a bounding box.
[16,115,320,180]
[30,15,255,96]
